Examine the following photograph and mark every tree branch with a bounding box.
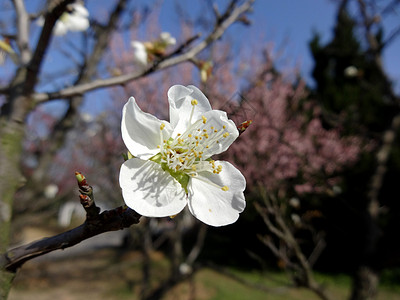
[12,0,31,64]
[23,0,75,96]
[1,173,142,273]
[32,0,254,104]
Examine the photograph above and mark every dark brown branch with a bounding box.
[23,0,75,96]
[1,172,142,273]
[30,0,128,185]
[2,206,141,272]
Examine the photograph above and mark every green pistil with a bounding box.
[161,162,190,194]
[150,153,190,194]
[149,152,162,164]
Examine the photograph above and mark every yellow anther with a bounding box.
[223,132,229,138]
[223,125,226,129]
[214,129,218,133]
[202,116,207,124]
[221,186,229,191]
[157,145,160,148]
[177,133,181,136]
[203,129,207,132]
[160,123,165,130]
[192,165,197,171]
[188,134,192,138]
[191,99,198,105]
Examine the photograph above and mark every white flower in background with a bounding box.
[288,197,300,209]
[291,214,302,226]
[36,2,89,36]
[131,41,148,67]
[65,3,89,32]
[131,32,176,68]
[344,66,358,77]
[44,184,59,199]
[119,85,246,226]
[159,32,176,47]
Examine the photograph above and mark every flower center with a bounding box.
[154,99,231,193]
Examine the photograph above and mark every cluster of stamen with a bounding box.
[157,99,231,191]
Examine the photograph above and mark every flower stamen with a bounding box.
[189,99,198,124]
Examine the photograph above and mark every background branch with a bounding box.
[1,173,142,273]
[32,0,254,104]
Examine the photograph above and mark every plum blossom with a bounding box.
[119,85,246,226]
[344,66,358,77]
[131,41,148,67]
[37,2,89,36]
[131,32,176,68]
[159,32,176,47]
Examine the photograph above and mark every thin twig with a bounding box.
[32,0,254,104]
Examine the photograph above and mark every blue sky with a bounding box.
[153,0,400,89]
[252,0,400,89]
[2,0,399,96]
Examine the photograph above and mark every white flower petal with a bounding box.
[72,3,89,18]
[187,161,246,226]
[168,85,212,136]
[122,97,173,159]
[53,20,68,36]
[66,15,89,32]
[120,159,187,217]
[160,32,176,45]
[131,41,148,67]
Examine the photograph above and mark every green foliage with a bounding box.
[309,9,396,135]
[308,4,400,276]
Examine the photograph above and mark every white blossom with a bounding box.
[36,2,89,36]
[131,41,148,67]
[119,85,246,226]
[159,32,176,46]
[344,66,358,77]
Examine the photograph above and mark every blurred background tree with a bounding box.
[309,0,400,299]
[2,0,400,300]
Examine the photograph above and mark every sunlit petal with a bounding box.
[187,161,246,226]
[168,85,212,136]
[121,97,173,159]
[120,158,187,217]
